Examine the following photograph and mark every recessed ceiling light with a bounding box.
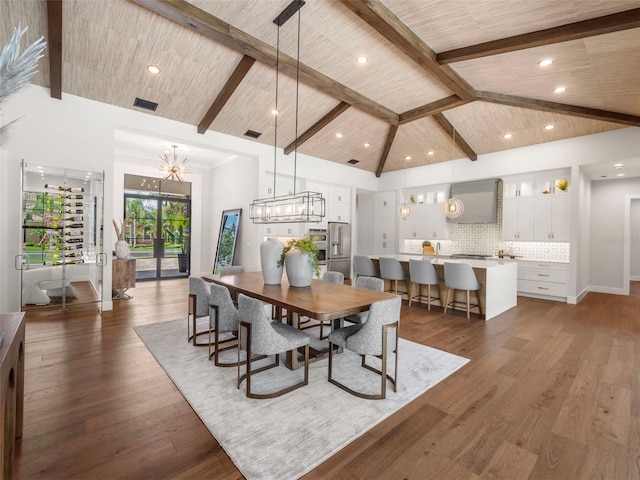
[271,109,279,115]
[363,142,370,147]
[427,151,434,156]
[503,133,513,139]
[335,133,343,138]
[147,65,161,74]
[356,56,368,64]
[554,86,566,94]
[405,156,411,161]
[614,163,624,168]
[617,173,626,177]
[538,59,553,67]
[544,124,555,130]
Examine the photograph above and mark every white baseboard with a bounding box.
[588,285,627,296]
[631,275,640,281]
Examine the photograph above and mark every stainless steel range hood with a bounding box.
[448,179,500,224]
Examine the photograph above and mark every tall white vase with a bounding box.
[260,238,284,284]
[115,240,129,259]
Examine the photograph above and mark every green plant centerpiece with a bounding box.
[278,234,320,287]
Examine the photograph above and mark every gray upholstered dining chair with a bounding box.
[188,276,211,346]
[208,283,242,367]
[443,262,483,319]
[219,265,245,275]
[328,296,401,400]
[379,257,409,295]
[237,294,311,399]
[408,259,443,309]
[344,276,384,324]
[353,255,379,281]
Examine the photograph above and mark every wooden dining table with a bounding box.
[203,271,397,369]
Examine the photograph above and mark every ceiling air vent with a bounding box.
[133,97,158,111]
[244,130,262,139]
[347,159,359,165]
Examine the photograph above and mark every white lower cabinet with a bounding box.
[518,261,568,301]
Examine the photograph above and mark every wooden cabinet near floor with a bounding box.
[112,257,136,299]
[1,312,25,480]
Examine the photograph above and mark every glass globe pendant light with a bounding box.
[445,127,464,219]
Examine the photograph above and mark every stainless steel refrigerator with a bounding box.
[327,222,351,279]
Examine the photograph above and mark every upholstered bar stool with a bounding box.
[443,262,483,320]
[379,257,409,295]
[408,259,443,309]
[353,255,379,281]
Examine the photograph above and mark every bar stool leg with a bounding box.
[466,290,471,319]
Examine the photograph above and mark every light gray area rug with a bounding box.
[134,319,469,480]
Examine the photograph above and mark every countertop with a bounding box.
[398,252,569,264]
[370,254,517,269]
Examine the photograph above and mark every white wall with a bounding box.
[631,199,640,280]
[208,154,260,273]
[590,177,640,293]
[573,166,591,302]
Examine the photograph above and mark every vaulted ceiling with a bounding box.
[2,0,639,176]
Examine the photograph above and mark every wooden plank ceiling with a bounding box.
[2,0,639,176]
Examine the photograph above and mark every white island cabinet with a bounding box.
[369,254,517,320]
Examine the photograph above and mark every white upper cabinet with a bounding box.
[534,193,571,241]
[502,196,535,241]
[374,191,396,254]
[326,185,350,223]
[424,203,448,239]
[398,185,447,241]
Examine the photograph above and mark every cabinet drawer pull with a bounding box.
[537,274,550,277]
[537,286,549,290]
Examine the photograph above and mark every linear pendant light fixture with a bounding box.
[250,0,325,224]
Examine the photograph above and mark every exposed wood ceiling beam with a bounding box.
[399,95,469,125]
[437,8,640,64]
[376,124,398,177]
[284,102,350,155]
[46,0,63,99]
[432,113,478,161]
[131,0,399,124]
[340,0,475,101]
[197,55,255,134]
[476,91,640,127]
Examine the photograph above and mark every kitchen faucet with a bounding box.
[436,242,441,263]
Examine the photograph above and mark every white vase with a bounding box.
[115,240,129,259]
[260,238,284,285]
[285,248,314,287]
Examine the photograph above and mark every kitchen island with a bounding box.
[369,254,517,320]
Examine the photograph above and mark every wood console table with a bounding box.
[1,312,25,480]
[112,257,136,300]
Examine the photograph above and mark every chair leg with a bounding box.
[444,288,452,313]
[466,290,471,320]
[427,284,431,310]
[476,289,483,317]
[408,281,413,306]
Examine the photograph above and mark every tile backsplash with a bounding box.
[402,224,570,262]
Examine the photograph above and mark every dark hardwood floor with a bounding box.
[14,279,640,479]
